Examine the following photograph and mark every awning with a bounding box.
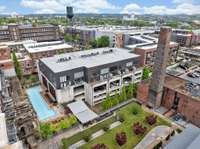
[68,101,98,124]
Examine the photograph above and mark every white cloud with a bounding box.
[121,3,141,14]
[0,5,6,14]
[21,0,118,14]
[121,3,200,15]
[172,0,193,4]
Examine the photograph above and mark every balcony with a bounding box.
[122,76,132,85]
[93,93,107,103]
[109,80,120,91]
[74,84,85,96]
[74,93,85,101]
[93,84,107,96]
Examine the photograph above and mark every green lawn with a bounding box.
[80,102,170,149]
[61,116,116,148]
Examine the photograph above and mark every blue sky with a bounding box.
[0,0,200,15]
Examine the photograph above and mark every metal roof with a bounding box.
[40,48,140,73]
[164,124,200,149]
[68,101,98,124]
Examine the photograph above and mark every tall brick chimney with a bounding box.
[148,27,172,108]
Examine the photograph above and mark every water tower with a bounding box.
[66,6,74,25]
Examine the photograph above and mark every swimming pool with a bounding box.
[26,86,57,121]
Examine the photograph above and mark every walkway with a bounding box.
[134,125,172,149]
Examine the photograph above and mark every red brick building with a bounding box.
[137,75,200,127]
[134,42,179,66]
[0,46,15,77]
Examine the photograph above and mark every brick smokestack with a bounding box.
[148,27,172,108]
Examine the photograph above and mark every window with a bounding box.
[101,68,109,74]
[60,76,66,83]
[126,62,133,67]
[74,71,84,79]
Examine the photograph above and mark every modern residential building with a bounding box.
[38,48,143,106]
[0,45,15,77]
[171,29,200,47]
[23,41,74,73]
[0,24,59,42]
[65,25,156,48]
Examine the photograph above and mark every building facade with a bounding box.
[23,41,74,74]
[0,24,59,42]
[38,48,143,106]
[0,46,15,77]
[135,42,179,66]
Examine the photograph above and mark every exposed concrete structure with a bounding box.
[38,48,143,106]
[148,27,172,107]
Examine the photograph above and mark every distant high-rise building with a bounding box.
[148,27,172,107]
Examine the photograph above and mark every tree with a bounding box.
[142,67,151,80]
[12,52,23,80]
[88,40,97,48]
[120,86,127,102]
[97,36,110,48]
[146,115,157,125]
[92,143,109,149]
[132,122,146,135]
[64,33,72,42]
[127,83,133,99]
[102,95,112,110]
[40,124,53,139]
[115,132,127,146]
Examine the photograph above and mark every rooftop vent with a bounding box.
[57,57,71,63]
[81,52,99,58]
[102,49,113,54]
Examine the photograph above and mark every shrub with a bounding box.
[132,122,146,135]
[39,124,53,139]
[92,143,109,149]
[117,114,125,122]
[102,125,109,132]
[132,105,140,115]
[176,128,182,133]
[115,132,127,146]
[83,135,90,142]
[146,115,157,125]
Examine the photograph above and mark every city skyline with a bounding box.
[0,0,200,15]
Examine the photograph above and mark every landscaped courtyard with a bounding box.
[61,102,171,149]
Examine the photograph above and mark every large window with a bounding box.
[74,71,84,79]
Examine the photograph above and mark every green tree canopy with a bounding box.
[97,36,110,48]
[12,52,23,80]
[64,33,72,42]
[142,67,151,80]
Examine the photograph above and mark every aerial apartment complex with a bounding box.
[0,24,59,42]
[65,25,156,48]
[38,48,143,105]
